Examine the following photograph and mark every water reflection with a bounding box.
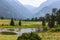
[0,28,44,35]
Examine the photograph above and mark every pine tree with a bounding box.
[45,13,50,22]
[42,17,46,26]
[19,20,21,26]
[10,18,15,26]
[48,8,57,28]
[56,9,60,26]
[49,14,55,28]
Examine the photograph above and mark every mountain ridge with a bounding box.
[34,0,60,17]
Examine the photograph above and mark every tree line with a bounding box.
[41,8,60,28]
[24,8,60,28]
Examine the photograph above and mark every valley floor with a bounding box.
[0,19,48,28]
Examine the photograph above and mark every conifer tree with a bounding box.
[19,20,21,26]
[10,18,15,26]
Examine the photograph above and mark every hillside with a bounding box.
[0,0,32,19]
[34,0,60,17]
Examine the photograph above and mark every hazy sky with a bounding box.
[18,0,46,7]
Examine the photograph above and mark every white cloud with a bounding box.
[18,0,46,7]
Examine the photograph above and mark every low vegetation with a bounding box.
[0,32,60,40]
[17,33,41,40]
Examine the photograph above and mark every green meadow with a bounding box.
[0,19,60,40]
[0,19,47,28]
[0,32,60,40]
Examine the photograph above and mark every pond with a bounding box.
[0,28,44,35]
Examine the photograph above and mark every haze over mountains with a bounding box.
[0,0,33,19]
[32,0,60,17]
[0,0,60,19]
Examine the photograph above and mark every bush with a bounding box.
[1,32,17,35]
[17,32,41,40]
[1,24,4,26]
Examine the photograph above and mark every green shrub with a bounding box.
[17,32,41,40]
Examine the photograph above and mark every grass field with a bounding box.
[0,19,59,40]
[0,19,42,25]
[0,32,60,40]
[0,19,48,28]
[38,32,60,40]
[0,35,18,40]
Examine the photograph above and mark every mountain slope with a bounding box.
[34,0,60,17]
[0,0,32,19]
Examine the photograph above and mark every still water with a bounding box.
[0,28,44,34]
